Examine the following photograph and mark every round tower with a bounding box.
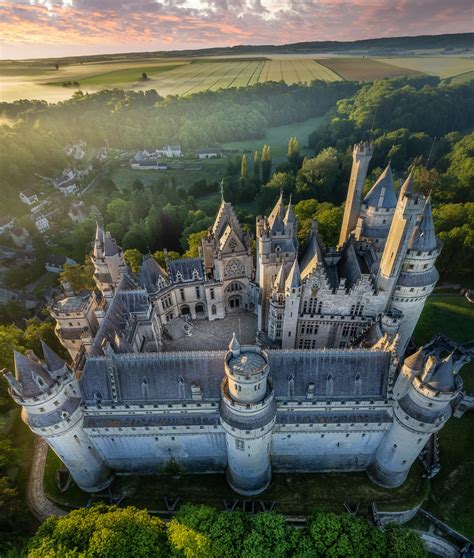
[368,346,463,488]
[220,334,277,495]
[390,199,441,356]
[4,343,112,492]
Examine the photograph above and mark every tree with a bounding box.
[296,147,342,202]
[184,230,208,258]
[241,153,248,179]
[141,72,148,81]
[287,136,300,173]
[123,249,143,273]
[58,259,95,294]
[261,144,272,184]
[153,250,181,268]
[253,150,261,182]
[242,512,292,558]
[28,505,169,558]
[294,199,343,246]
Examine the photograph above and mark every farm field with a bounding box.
[377,56,474,78]
[1,54,473,103]
[316,57,424,81]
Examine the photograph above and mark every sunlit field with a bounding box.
[1,54,472,103]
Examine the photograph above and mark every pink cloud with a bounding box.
[0,0,472,59]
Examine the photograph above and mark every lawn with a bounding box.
[377,56,474,79]
[449,70,474,84]
[221,116,323,163]
[48,63,186,88]
[316,58,424,81]
[44,453,428,516]
[109,158,228,192]
[413,293,474,538]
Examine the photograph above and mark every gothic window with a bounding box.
[224,258,245,279]
[210,288,215,300]
[288,374,295,397]
[326,374,334,396]
[211,304,217,315]
[354,373,362,396]
[178,376,185,399]
[229,238,237,251]
[141,377,149,400]
[180,288,185,301]
[275,244,281,254]
[195,286,201,299]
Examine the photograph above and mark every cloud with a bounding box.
[0,0,472,58]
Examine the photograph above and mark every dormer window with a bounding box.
[176,271,183,282]
[192,268,200,281]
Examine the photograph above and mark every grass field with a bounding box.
[377,56,474,79]
[450,70,474,84]
[316,57,424,81]
[1,54,472,102]
[222,116,323,163]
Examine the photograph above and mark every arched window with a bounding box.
[326,374,334,396]
[288,374,295,397]
[211,304,217,315]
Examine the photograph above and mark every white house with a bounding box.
[196,148,223,159]
[68,201,86,223]
[35,215,50,233]
[0,216,15,235]
[157,144,182,158]
[19,191,39,206]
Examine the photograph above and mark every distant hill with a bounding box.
[18,33,474,64]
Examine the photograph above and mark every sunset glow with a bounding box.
[1,0,473,59]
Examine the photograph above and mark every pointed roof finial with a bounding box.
[229,332,241,357]
[219,178,225,202]
[40,340,66,373]
[399,171,414,198]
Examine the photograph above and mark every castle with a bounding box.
[4,143,472,496]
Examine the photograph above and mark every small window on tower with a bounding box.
[236,439,244,451]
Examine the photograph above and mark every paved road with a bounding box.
[27,437,67,521]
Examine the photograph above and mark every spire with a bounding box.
[299,221,325,280]
[285,259,301,291]
[93,222,104,258]
[273,263,286,292]
[408,197,437,252]
[40,340,66,373]
[267,191,285,233]
[14,350,55,398]
[229,332,241,357]
[425,352,457,392]
[403,346,424,371]
[283,195,296,225]
[399,171,414,198]
[363,164,397,209]
[219,178,225,202]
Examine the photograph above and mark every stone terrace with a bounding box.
[162,313,257,352]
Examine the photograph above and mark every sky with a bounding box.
[0,0,473,59]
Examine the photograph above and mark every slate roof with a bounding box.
[363,165,397,209]
[397,267,439,288]
[408,199,437,253]
[168,258,204,283]
[138,256,167,294]
[80,349,391,404]
[14,351,55,398]
[299,224,325,280]
[40,340,66,373]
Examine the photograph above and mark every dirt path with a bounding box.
[27,437,67,521]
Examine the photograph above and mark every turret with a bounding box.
[91,223,126,298]
[368,339,466,488]
[377,173,423,296]
[220,337,276,495]
[355,164,397,251]
[338,141,373,246]
[281,259,302,349]
[3,343,112,492]
[389,198,441,355]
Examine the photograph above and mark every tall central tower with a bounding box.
[338,141,373,246]
[220,334,277,495]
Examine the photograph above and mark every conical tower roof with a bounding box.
[40,340,66,373]
[14,350,55,398]
[399,171,414,198]
[285,259,301,290]
[363,165,397,209]
[267,191,285,233]
[229,332,241,356]
[284,195,297,225]
[299,221,325,280]
[408,198,437,252]
[403,347,424,371]
[425,352,456,392]
[273,263,286,292]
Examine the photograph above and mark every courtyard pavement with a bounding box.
[162,312,257,352]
